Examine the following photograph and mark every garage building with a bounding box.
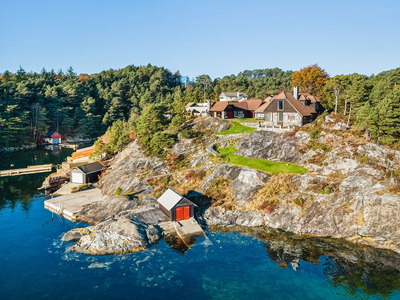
[70,162,106,184]
[157,188,197,222]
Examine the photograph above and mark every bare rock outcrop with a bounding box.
[201,164,271,205]
[235,131,307,163]
[63,218,161,255]
[188,116,231,132]
[98,141,168,198]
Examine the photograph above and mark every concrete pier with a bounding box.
[44,188,106,221]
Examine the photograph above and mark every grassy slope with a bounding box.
[218,119,257,135]
[218,145,308,174]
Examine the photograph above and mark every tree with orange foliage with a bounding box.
[291,64,329,98]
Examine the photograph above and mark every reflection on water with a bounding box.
[1,198,400,299]
[232,228,400,299]
[0,148,73,210]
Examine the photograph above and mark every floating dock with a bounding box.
[0,164,53,177]
[44,188,107,221]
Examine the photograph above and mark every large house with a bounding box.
[254,87,321,127]
[210,99,263,119]
[219,92,248,102]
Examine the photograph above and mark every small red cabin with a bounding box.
[44,131,62,144]
[157,188,197,222]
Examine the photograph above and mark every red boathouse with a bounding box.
[157,188,197,222]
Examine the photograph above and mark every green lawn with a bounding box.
[230,118,259,123]
[218,119,257,135]
[217,145,308,174]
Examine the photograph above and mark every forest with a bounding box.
[0,64,399,152]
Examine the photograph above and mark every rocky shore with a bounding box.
[62,117,400,255]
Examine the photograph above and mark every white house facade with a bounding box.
[219,92,248,102]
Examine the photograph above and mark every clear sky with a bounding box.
[1,0,399,79]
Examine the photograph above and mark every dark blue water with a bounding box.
[2,150,400,299]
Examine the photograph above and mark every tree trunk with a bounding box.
[343,98,347,116]
[334,88,339,114]
[347,105,352,127]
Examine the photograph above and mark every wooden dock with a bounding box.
[0,164,53,177]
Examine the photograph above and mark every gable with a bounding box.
[157,188,197,211]
[264,98,298,114]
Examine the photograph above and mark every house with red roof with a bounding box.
[254,87,322,127]
[210,99,263,119]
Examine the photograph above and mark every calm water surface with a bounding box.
[1,149,400,300]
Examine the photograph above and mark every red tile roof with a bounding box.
[241,99,263,111]
[210,101,229,111]
[255,101,272,112]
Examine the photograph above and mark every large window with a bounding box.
[278,100,284,110]
[278,113,283,121]
[265,113,270,121]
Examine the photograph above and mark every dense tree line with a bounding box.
[0,66,293,149]
[1,63,399,150]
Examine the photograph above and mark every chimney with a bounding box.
[293,86,299,100]
[237,91,240,98]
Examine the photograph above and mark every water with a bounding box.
[1,150,400,299]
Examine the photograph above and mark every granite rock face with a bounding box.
[201,164,271,205]
[98,141,168,199]
[235,131,306,163]
[189,116,231,133]
[63,218,161,255]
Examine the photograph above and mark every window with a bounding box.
[288,114,295,121]
[315,103,319,109]
[265,113,270,121]
[278,100,284,110]
[278,113,283,121]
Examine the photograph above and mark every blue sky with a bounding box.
[1,0,399,79]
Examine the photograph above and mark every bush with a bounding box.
[115,187,122,195]
[310,128,321,139]
[320,185,333,194]
[180,129,198,139]
[358,154,370,164]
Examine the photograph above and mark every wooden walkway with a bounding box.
[0,164,53,177]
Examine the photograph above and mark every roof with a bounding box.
[74,162,106,174]
[210,101,229,112]
[186,102,196,108]
[157,188,197,211]
[298,93,321,103]
[255,101,273,113]
[221,92,248,97]
[241,99,263,111]
[47,131,60,137]
[273,91,317,117]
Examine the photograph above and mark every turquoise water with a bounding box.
[2,150,400,299]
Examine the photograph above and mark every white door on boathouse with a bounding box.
[71,172,84,184]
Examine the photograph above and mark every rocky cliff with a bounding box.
[66,117,400,254]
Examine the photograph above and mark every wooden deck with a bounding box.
[0,164,53,177]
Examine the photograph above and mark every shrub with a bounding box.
[292,196,305,208]
[237,116,243,119]
[320,185,333,194]
[115,187,122,195]
[323,162,329,166]
[358,154,370,164]
[310,128,321,139]
[180,129,198,139]
[71,186,78,191]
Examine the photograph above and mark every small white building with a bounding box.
[185,101,211,117]
[219,92,248,102]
